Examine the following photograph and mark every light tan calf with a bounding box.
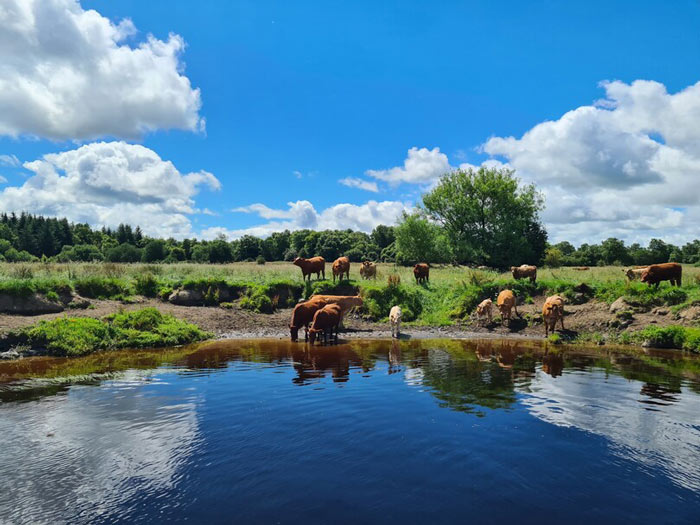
[497,290,518,326]
[476,299,492,325]
[542,295,565,337]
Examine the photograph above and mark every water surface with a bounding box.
[1,338,700,524]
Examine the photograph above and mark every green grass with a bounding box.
[2,261,700,321]
[18,307,212,356]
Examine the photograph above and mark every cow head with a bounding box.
[289,324,299,342]
[640,269,652,283]
[309,329,320,345]
[292,257,303,267]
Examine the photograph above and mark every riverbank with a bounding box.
[2,292,699,358]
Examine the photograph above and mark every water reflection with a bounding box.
[1,338,700,522]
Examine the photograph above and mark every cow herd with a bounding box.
[287,258,685,345]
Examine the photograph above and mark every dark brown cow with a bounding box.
[414,263,429,283]
[332,256,350,282]
[641,263,682,288]
[289,297,327,342]
[510,264,537,283]
[293,256,325,281]
[309,304,342,345]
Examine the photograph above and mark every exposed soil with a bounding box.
[0,294,695,344]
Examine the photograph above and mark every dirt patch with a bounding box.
[0,295,695,344]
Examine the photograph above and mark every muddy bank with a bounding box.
[1,294,695,349]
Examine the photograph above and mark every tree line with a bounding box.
[1,167,699,267]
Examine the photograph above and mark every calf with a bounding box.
[623,267,647,281]
[309,304,342,345]
[476,298,493,325]
[641,263,682,288]
[360,261,377,280]
[289,297,327,342]
[497,290,518,326]
[542,295,565,337]
[293,257,326,281]
[389,305,402,338]
[414,263,429,283]
[511,264,537,283]
[332,256,351,282]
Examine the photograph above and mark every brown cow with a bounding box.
[476,298,493,325]
[497,290,518,325]
[293,256,325,281]
[310,295,363,326]
[641,263,682,288]
[511,264,537,283]
[414,263,429,283]
[309,304,342,345]
[289,297,327,342]
[542,295,565,337]
[332,256,351,282]
[359,261,377,280]
[574,266,590,271]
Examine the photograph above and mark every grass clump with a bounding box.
[22,307,211,356]
[634,326,700,352]
[74,277,131,299]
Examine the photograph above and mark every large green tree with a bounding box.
[422,167,546,267]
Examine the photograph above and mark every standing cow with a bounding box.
[414,263,429,283]
[332,257,351,282]
[293,257,325,281]
[542,295,565,337]
[360,261,377,280]
[511,265,537,283]
[497,290,518,326]
[641,263,682,288]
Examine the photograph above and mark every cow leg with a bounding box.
[514,303,520,317]
[304,326,309,342]
[559,314,565,330]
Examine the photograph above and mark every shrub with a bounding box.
[135,273,160,297]
[256,255,266,265]
[635,326,700,352]
[240,288,273,313]
[74,277,131,299]
[361,283,422,321]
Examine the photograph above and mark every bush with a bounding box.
[134,274,160,298]
[361,283,422,321]
[240,288,274,314]
[635,326,700,352]
[256,255,266,265]
[105,243,142,263]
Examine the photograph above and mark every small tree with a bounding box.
[394,212,451,265]
[422,167,546,267]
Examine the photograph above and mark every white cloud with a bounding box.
[0,0,203,140]
[482,80,700,244]
[0,141,219,238]
[207,199,410,239]
[366,147,451,186]
[338,177,379,193]
[0,154,20,167]
[0,175,7,183]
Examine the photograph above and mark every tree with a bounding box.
[600,237,630,265]
[394,212,451,265]
[105,243,142,263]
[544,247,563,268]
[142,240,167,262]
[422,167,546,267]
[209,239,234,263]
[371,225,396,250]
[236,235,262,261]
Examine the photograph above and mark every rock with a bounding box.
[609,297,630,314]
[0,293,64,315]
[168,289,204,306]
[66,296,91,309]
[0,349,21,360]
[571,292,587,305]
[652,307,669,316]
[678,306,700,321]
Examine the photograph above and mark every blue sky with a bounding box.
[2,0,700,243]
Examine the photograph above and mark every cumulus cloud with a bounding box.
[482,80,700,244]
[205,200,410,239]
[0,0,203,140]
[366,147,451,187]
[338,177,379,193]
[0,141,219,238]
[0,154,20,167]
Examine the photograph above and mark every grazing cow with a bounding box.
[497,290,518,326]
[289,297,327,342]
[360,261,377,280]
[309,304,342,345]
[414,263,429,283]
[389,305,402,338]
[332,256,351,282]
[511,264,537,283]
[293,257,326,281]
[476,298,493,325]
[310,294,363,326]
[574,266,590,271]
[623,267,647,281]
[641,263,682,288]
[542,295,565,337]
